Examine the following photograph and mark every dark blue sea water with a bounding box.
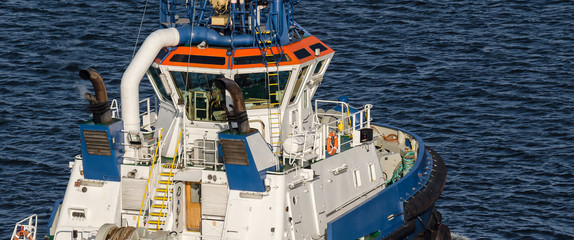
[1,0,573,239]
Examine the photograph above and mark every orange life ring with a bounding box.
[326,131,338,155]
[383,134,398,142]
[13,230,32,240]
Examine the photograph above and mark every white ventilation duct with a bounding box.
[121,28,180,132]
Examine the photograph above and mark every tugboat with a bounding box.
[12,0,450,239]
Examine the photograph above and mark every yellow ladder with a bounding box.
[267,70,283,156]
[147,130,182,231]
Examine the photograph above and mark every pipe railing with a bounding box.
[314,100,372,160]
[11,214,37,240]
[137,128,164,228]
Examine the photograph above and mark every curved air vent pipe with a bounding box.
[121,26,255,132]
[214,78,250,134]
[80,68,112,124]
[121,28,180,132]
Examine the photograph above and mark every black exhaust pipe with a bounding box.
[214,77,250,134]
[79,68,112,124]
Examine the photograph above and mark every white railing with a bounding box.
[140,98,157,132]
[110,98,120,118]
[121,97,159,165]
[11,214,37,240]
[314,100,372,160]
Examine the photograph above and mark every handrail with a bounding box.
[110,99,120,118]
[155,129,183,230]
[136,128,164,228]
[11,214,37,240]
[314,100,372,159]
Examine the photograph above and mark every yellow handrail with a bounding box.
[155,129,183,230]
[136,128,164,228]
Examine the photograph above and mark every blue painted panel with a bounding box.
[327,185,404,240]
[327,122,435,239]
[80,120,123,181]
[219,131,267,192]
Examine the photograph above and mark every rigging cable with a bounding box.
[133,0,150,59]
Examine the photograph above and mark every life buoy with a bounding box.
[326,131,338,155]
[13,230,32,240]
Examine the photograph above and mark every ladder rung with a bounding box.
[269,93,278,96]
[151,204,166,208]
[268,73,278,76]
[154,196,170,201]
[267,61,276,64]
[150,212,167,217]
[158,180,171,184]
[156,188,171,193]
[269,83,279,86]
[270,112,281,115]
[270,103,280,105]
[159,172,174,176]
[147,220,165,225]
[272,142,282,144]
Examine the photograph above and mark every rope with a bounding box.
[402,151,415,174]
[388,151,416,185]
[132,0,150,59]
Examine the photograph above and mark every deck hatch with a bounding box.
[170,54,226,65]
[82,130,111,156]
[294,48,311,59]
[220,139,249,165]
[309,43,328,52]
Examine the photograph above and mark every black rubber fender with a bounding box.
[382,219,416,240]
[403,147,447,221]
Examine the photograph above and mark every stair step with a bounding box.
[158,180,171,184]
[156,188,172,193]
[150,212,167,217]
[153,196,170,201]
[151,204,167,208]
[159,172,174,177]
[147,220,165,225]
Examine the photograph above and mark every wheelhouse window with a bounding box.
[314,60,325,75]
[170,71,226,122]
[289,66,309,104]
[234,71,291,109]
[147,67,170,101]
